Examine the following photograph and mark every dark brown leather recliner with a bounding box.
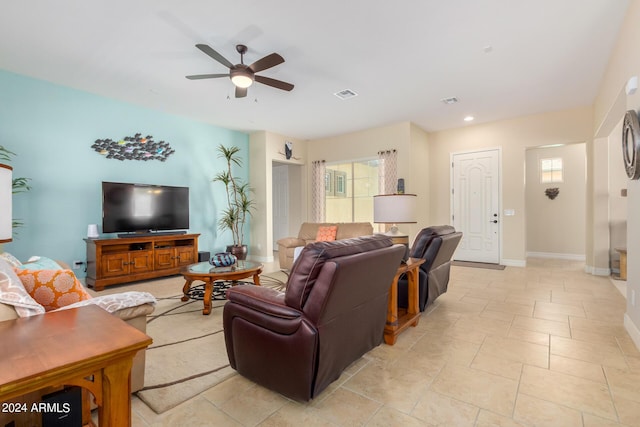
[398,225,462,311]
[223,235,405,401]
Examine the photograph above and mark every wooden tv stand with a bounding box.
[85,233,199,291]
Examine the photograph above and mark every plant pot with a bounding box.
[226,244,248,260]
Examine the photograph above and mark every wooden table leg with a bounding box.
[384,275,400,345]
[99,358,133,427]
[253,273,261,286]
[181,279,193,302]
[202,280,213,315]
[406,268,420,327]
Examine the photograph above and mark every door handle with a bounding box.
[490,220,498,223]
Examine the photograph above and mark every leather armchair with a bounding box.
[398,225,462,311]
[223,235,405,401]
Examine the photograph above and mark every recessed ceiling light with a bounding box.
[464,116,475,122]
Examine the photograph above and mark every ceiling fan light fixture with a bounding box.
[231,73,253,88]
[188,44,292,96]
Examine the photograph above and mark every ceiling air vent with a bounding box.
[334,89,358,100]
[441,97,459,104]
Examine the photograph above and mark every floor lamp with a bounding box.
[0,163,12,244]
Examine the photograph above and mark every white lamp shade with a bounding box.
[373,194,417,224]
[0,164,12,243]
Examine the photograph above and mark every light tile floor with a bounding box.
[129,258,640,426]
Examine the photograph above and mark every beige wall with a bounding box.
[593,0,640,345]
[410,123,430,229]
[307,121,429,242]
[249,131,306,261]
[525,144,586,258]
[609,117,628,267]
[594,3,640,135]
[588,136,612,275]
[429,107,593,265]
[285,162,305,237]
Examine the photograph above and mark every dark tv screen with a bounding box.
[102,182,189,233]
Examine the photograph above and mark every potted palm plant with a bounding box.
[213,144,255,260]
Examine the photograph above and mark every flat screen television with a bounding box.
[102,181,189,235]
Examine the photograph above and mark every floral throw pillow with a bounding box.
[316,225,338,242]
[15,269,92,311]
[0,258,44,317]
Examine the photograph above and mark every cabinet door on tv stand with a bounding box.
[154,248,175,270]
[175,246,195,266]
[101,253,129,278]
[130,251,153,273]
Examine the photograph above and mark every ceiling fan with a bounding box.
[186,44,294,98]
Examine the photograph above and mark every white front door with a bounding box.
[451,149,501,263]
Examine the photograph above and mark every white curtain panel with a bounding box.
[311,160,326,222]
[378,149,398,194]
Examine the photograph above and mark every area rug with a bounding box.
[452,260,506,270]
[134,271,287,414]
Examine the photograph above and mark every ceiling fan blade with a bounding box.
[255,75,294,91]
[195,44,234,69]
[248,53,284,73]
[235,86,247,98]
[185,73,230,80]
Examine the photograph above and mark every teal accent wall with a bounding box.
[0,69,249,274]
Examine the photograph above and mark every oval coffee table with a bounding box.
[181,260,263,315]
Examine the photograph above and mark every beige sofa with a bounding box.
[276,222,373,270]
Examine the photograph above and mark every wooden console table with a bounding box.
[384,257,425,345]
[0,305,152,427]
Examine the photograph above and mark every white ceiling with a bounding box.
[0,0,630,140]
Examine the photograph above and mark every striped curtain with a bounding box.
[378,149,398,194]
[311,160,326,222]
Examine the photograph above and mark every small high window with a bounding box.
[540,157,563,183]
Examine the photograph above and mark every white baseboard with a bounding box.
[624,314,640,352]
[584,265,612,276]
[609,276,627,299]
[501,259,526,267]
[527,252,586,261]
[248,254,274,263]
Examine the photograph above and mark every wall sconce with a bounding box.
[0,163,12,243]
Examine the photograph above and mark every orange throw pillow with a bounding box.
[15,269,92,311]
[316,225,338,242]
